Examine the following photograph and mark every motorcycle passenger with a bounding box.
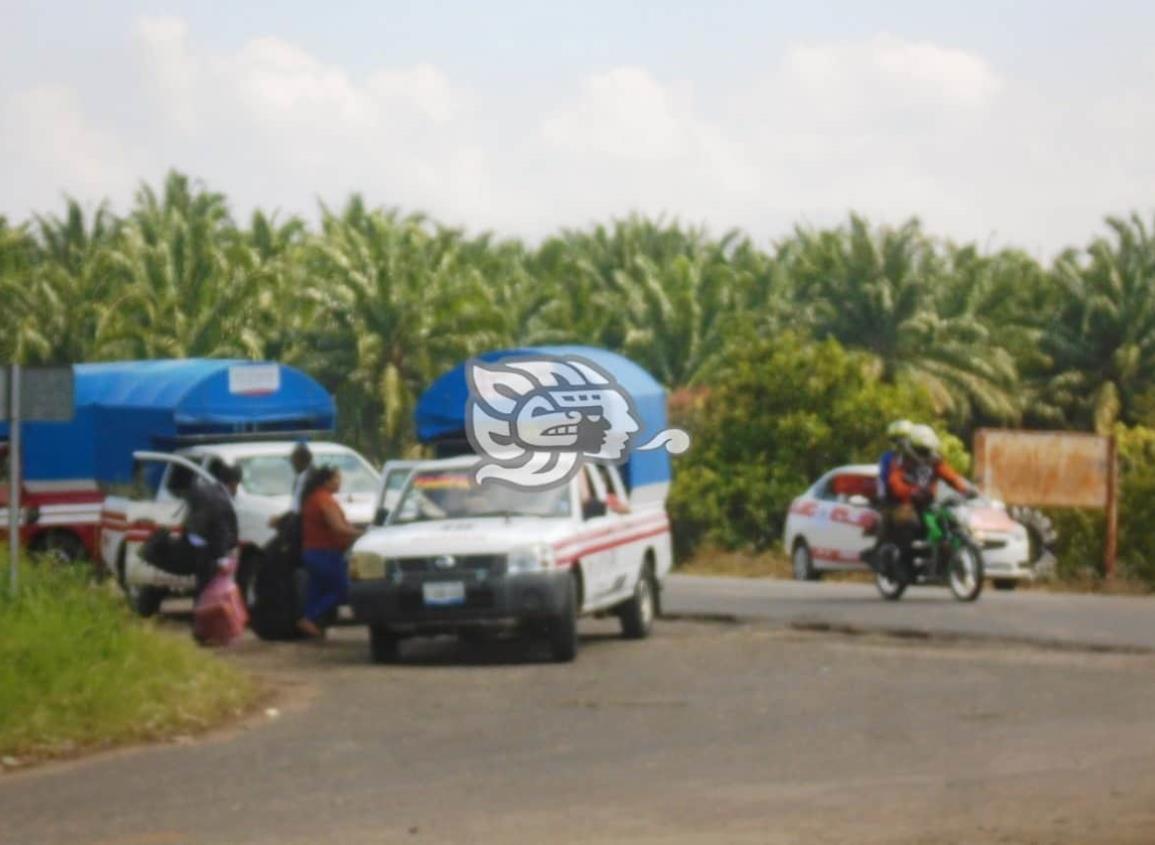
[886,424,976,562]
[877,419,913,503]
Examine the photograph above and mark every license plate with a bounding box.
[423,581,466,606]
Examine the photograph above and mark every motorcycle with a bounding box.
[865,494,985,602]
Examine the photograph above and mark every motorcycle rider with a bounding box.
[883,424,977,578]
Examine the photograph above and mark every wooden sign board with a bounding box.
[973,429,1112,508]
[974,428,1118,577]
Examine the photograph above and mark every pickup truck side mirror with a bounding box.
[373,507,390,526]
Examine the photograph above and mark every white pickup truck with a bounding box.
[347,456,673,663]
[101,441,380,616]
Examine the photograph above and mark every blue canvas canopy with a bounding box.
[415,346,671,490]
[0,360,335,483]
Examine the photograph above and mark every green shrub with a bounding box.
[0,556,257,760]
[1043,424,1155,585]
[668,332,937,555]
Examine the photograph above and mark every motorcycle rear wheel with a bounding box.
[874,543,907,601]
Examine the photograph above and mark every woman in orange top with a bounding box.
[297,466,363,638]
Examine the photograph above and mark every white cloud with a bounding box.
[0,18,1152,254]
[1,85,135,210]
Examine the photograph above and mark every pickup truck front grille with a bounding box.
[395,555,506,576]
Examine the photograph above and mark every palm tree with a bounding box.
[527,217,780,387]
[1040,214,1155,432]
[2,200,125,364]
[99,172,272,360]
[779,214,1021,427]
[300,197,507,456]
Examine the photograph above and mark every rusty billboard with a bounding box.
[973,430,1113,508]
[973,428,1119,576]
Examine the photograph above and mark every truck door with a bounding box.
[375,460,420,524]
[571,464,619,608]
[107,452,217,591]
[593,463,636,597]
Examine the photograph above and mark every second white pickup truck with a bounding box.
[347,456,673,663]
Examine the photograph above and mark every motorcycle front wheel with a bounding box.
[874,542,907,601]
[948,540,985,602]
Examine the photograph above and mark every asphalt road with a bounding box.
[664,574,1155,652]
[4,578,1155,844]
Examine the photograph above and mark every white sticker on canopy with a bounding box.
[228,364,281,396]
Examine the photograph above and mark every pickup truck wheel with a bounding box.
[369,626,401,664]
[128,585,166,618]
[547,574,579,662]
[619,566,656,640]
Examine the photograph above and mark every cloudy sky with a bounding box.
[3,0,1153,254]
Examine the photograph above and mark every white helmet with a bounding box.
[908,424,941,463]
[886,419,914,444]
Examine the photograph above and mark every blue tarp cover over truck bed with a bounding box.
[415,345,671,490]
[0,360,335,483]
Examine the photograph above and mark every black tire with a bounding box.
[992,578,1018,591]
[128,585,166,617]
[369,626,401,664]
[619,564,657,640]
[29,530,88,564]
[949,541,985,602]
[874,543,907,601]
[791,541,821,581]
[547,574,579,662]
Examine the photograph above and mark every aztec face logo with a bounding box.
[465,355,689,490]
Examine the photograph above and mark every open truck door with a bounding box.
[100,451,218,617]
[373,459,421,525]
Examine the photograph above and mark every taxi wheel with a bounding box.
[792,542,821,581]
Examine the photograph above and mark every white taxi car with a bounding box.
[783,464,1033,589]
[347,456,673,663]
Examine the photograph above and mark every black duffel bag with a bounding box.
[250,514,306,641]
[139,529,200,577]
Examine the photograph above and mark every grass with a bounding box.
[0,553,259,765]
[676,547,794,579]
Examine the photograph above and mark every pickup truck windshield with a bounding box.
[238,452,378,497]
[393,469,571,523]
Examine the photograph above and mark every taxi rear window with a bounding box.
[830,473,876,500]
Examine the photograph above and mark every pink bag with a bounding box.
[194,558,248,646]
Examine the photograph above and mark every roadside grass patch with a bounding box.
[0,555,259,764]
[675,547,872,583]
[677,548,794,578]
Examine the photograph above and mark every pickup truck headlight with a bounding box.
[349,550,387,581]
[506,543,556,574]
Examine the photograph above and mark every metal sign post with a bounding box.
[8,365,21,593]
[3,364,74,593]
